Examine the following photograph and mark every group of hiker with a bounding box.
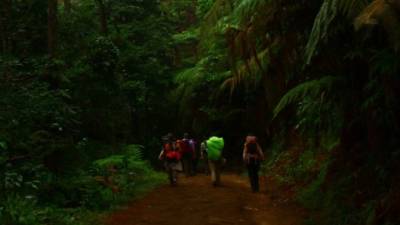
[158,132,265,192]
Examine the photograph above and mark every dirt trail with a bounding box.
[104,174,305,225]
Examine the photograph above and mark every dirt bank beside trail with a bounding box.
[104,174,306,225]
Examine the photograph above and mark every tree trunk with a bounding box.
[0,7,6,54]
[95,0,108,35]
[0,0,12,54]
[64,0,71,14]
[48,0,58,58]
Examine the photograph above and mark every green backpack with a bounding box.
[206,137,224,160]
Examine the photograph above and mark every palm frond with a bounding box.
[354,0,388,29]
[273,76,341,118]
[305,0,340,65]
[339,0,370,18]
[171,66,203,110]
[354,0,400,51]
[230,0,269,27]
[220,47,270,95]
[199,0,234,51]
[305,0,371,65]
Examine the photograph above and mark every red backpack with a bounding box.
[164,143,181,161]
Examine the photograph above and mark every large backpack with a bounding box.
[164,143,181,161]
[188,139,196,152]
[180,139,193,157]
[246,136,258,154]
[206,137,224,161]
[246,142,257,154]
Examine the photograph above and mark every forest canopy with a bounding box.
[1,0,399,225]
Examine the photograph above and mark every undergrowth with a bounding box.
[0,144,166,225]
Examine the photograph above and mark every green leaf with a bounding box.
[0,141,7,150]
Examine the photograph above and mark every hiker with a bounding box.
[159,134,182,185]
[192,137,200,175]
[243,134,265,192]
[206,136,225,186]
[200,139,209,175]
[178,133,196,176]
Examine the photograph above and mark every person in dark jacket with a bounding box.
[242,134,265,192]
[200,139,209,175]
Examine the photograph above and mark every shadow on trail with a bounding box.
[104,174,305,225]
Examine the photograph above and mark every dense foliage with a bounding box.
[1,0,399,225]
[0,1,169,224]
[172,0,400,225]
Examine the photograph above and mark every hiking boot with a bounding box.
[212,181,221,187]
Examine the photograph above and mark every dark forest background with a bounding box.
[1,0,399,225]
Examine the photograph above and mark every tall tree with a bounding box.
[95,0,108,35]
[48,0,58,58]
[64,0,72,14]
[0,0,11,54]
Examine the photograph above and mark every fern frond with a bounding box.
[230,0,269,27]
[354,0,400,51]
[203,0,234,24]
[173,28,199,45]
[200,0,234,50]
[93,145,145,169]
[339,0,370,18]
[94,155,125,169]
[174,66,202,83]
[220,47,270,95]
[305,0,340,65]
[171,67,201,112]
[370,49,400,75]
[124,144,144,160]
[305,0,371,65]
[273,76,341,118]
[354,0,389,30]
